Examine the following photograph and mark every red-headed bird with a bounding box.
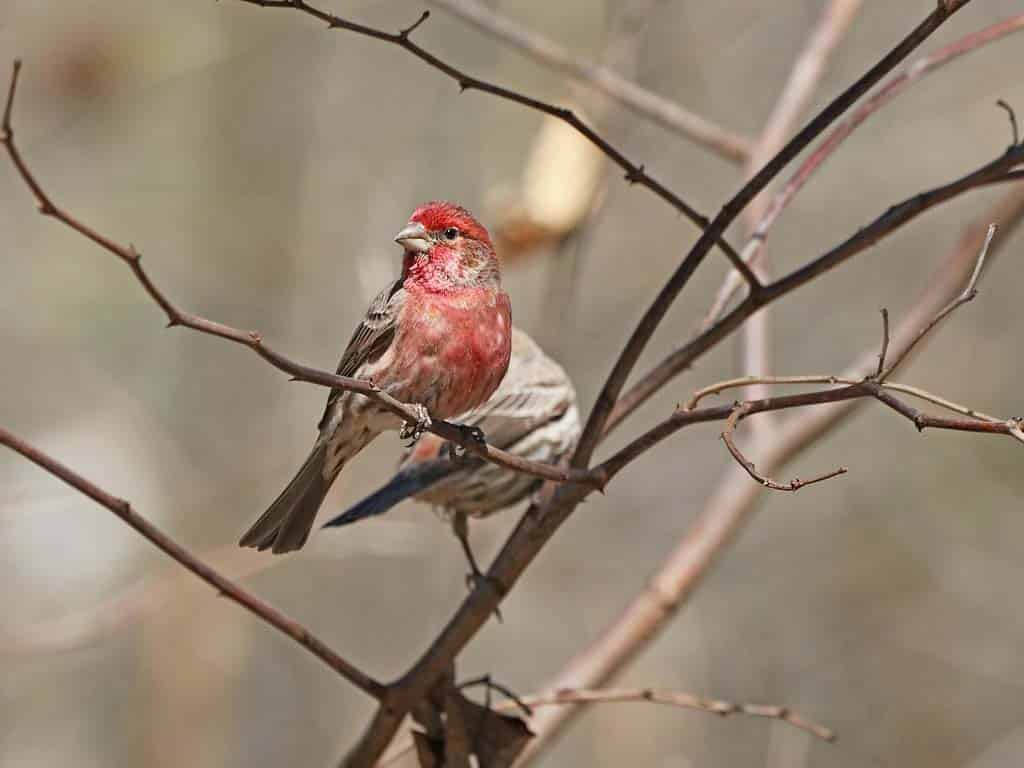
[240,202,512,554]
[322,327,579,577]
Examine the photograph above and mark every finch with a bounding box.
[239,201,512,554]
[321,327,579,576]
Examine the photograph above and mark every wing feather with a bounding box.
[318,278,405,430]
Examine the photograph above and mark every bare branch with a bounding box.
[607,141,1023,439]
[381,685,834,764]
[702,13,1024,330]
[231,0,754,284]
[739,0,864,415]
[876,308,891,377]
[518,184,1024,763]
[879,222,996,379]
[0,427,384,699]
[721,403,848,492]
[428,0,753,163]
[685,374,1003,424]
[572,0,974,467]
[0,61,591,491]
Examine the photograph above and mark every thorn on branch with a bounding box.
[996,99,1019,146]
[624,165,645,184]
[399,10,429,40]
[248,330,262,344]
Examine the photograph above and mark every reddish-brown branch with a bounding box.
[519,186,1024,761]
[572,0,974,467]
[607,143,1023,438]
[379,684,834,764]
[720,403,849,491]
[232,0,756,286]
[879,223,995,380]
[739,0,864,416]
[703,12,1024,329]
[427,0,753,163]
[0,427,384,699]
[0,61,589,491]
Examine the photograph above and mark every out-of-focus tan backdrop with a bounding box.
[2,1,1023,766]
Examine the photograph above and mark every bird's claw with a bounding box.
[399,404,432,446]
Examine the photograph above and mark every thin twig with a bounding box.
[232,0,755,285]
[701,13,1024,331]
[342,7,990,762]
[607,141,1023,439]
[572,0,974,467]
[428,0,752,163]
[876,308,891,377]
[720,403,848,491]
[879,223,996,379]
[380,684,835,764]
[685,373,1003,424]
[517,185,1024,764]
[0,427,384,698]
[996,99,1019,146]
[0,60,590,491]
[739,0,864,416]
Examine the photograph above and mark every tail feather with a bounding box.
[321,460,457,529]
[240,443,331,554]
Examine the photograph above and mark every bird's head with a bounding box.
[394,201,500,291]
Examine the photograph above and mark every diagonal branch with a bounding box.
[0,427,384,699]
[517,184,1024,762]
[0,60,590,491]
[702,13,1024,330]
[738,0,864,421]
[572,0,974,467]
[428,0,753,163]
[878,223,995,380]
[232,0,756,285]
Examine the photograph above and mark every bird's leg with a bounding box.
[399,403,432,446]
[452,510,503,623]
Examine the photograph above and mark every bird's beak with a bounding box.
[394,222,430,253]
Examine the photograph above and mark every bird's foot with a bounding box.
[399,404,432,447]
[446,424,487,458]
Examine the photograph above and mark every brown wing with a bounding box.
[318,278,405,430]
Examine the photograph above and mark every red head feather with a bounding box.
[410,201,493,248]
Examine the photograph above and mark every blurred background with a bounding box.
[2,1,1024,766]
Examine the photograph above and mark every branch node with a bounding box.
[624,165,645,185]
[248,330,262,345]
[399,10,429,40]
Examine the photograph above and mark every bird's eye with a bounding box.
[443,227,459,240]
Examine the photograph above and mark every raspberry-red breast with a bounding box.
[239,202,512,554]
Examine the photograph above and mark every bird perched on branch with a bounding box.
[322,327,579,579]
[240,202,512,554]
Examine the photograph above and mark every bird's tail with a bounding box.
[321,459,457,529]
[239,443,332,554]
